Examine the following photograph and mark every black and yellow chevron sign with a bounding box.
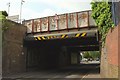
[35,32,87,40]
[61,34,68,39]
[35,36,46,40]
[75,32,87,38]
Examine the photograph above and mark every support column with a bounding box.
[71,52,78,64]
[77,52,80,64]
[58,46,71,67]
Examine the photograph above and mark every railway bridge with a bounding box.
[1,10,102,79]
[23,10,100,70]
[1,6,119,79]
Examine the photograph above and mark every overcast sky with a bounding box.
[0,0,92,20]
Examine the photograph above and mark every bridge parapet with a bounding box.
[23,10,96,34]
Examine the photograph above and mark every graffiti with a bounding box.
[34,21,39,27]
[34,20,40,32]
[27,21,31,26]
[50,17,57,30]
[60,15,66,23]
[52,18,55,23]
[69,14,74,21]
[42,18,48,25]
[79,13,87,19]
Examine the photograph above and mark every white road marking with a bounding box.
[81,65,100,80]
[80,72,89,80]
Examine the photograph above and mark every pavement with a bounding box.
[80,60,100,64]
[85,74,101,78]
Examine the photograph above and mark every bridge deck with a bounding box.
[25,28,98,41]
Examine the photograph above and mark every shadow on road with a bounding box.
[2,64,101,80]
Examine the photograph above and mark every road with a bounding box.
[3,64,101,80]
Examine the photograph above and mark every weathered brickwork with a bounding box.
[101,24,119,78]
[2,20,26,76]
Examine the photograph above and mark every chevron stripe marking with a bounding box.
[41,36,45,40]
[53,36,56,38]
[61,34,66,38]
[38,37,41,40]
[50,36,53,39]
[66,36,68,38]
[76,33,80,37]
[35,37,38,40]
[81,33,86,37]
[47,36,50,39]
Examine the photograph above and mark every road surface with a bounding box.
[3,64,101,80]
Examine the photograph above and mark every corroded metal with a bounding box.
[23,10,96,34]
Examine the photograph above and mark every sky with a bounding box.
[0,0,92,20]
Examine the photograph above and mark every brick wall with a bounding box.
[100,24,119,78]
[106,25,118,66]
[2,20,26,76]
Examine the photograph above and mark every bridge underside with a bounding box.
[24,36,99,51]
[23,28,99,71]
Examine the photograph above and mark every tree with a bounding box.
[83,52,91,58]
[0,11,9,32]
[2,11,8,16]
[89,51,100,60]
[83,51,100,60]
[91,0,114,46]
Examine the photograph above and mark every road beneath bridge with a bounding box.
[2,10,101,79]
[3,64,100,79]
[21,28,100,76]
